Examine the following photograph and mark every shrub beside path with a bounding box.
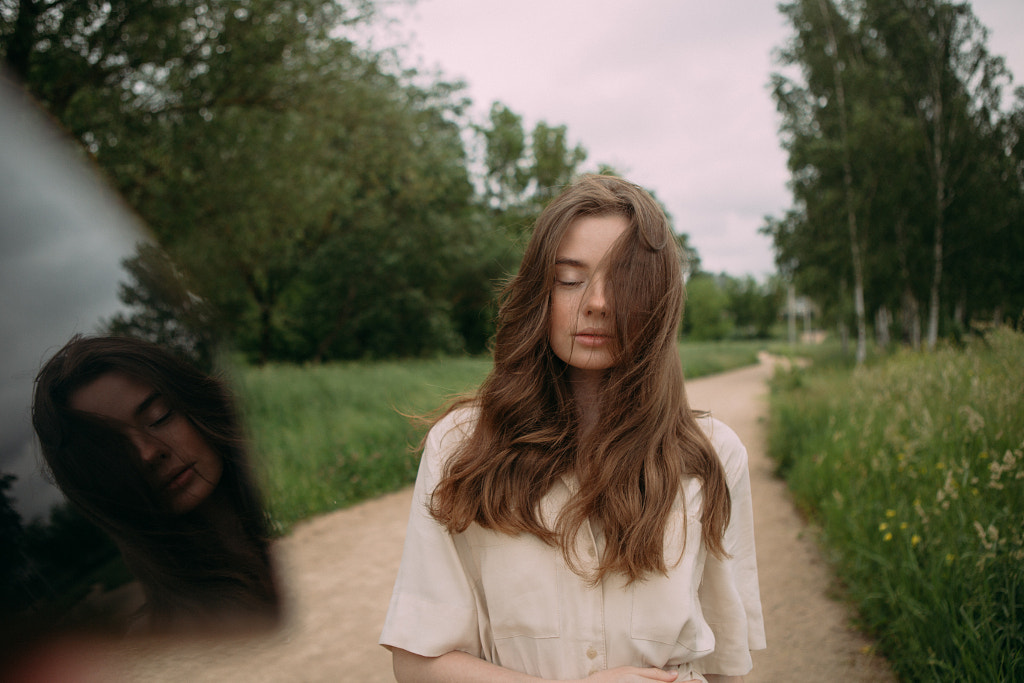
[115,355,896,681]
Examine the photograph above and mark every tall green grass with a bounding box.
[235,340,765,532]
[234,356,491,532]
[676,340,762,377]
[766,328,1024,681]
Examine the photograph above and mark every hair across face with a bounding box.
[33,336,241,523]
[494,174,686,386]
[548,213,628,380]
[68,371,224,515]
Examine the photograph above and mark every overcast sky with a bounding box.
[370,0,1024,279]
[1,80,144,519]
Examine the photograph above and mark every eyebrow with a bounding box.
[554,258,588,268]
[134,391,162,418]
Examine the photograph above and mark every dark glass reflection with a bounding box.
[0,74,280,654]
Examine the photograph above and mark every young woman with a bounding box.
[380,175,765,682]
[32,335,280,634]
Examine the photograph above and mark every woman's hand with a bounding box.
[575,667,681,682]
[392,648,543,682]
[391,648,697,683]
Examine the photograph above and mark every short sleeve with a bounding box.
[379,409,484,657]
[694,418,766,676]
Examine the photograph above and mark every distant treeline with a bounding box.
[766,0,1024,362]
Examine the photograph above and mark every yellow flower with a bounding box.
[879,522,889,531]
[886,509,897,518]
[945,553,955,564]
[900,522,908,530]
[911,535,921,546]
[884,532,893,542]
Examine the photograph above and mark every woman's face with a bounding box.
[70,371,224,515]
[548,213,629,380]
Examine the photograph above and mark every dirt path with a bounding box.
[112,356,896,682]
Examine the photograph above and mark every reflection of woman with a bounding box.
[381,176,765,682]
[32,335,280,634]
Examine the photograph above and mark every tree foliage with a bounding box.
[682,273,782,341]
[766,0,1023,351]
[105,242,218,370]
[2,0,719,362]
[478,101,588,236]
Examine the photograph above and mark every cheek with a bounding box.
[549,293,576,330]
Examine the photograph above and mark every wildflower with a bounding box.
[911,535,921,546]
[885,509,896,518]
[884,532,893,542]
[879,522,888,531]
[945,553,955,564]
[900,522,908,530]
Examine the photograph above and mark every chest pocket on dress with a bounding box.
[629,512,714,654]
[475,534,560,640]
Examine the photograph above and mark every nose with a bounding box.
[130,428,167,466]
[583,277,607,317]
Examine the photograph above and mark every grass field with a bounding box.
[765,327,1024,680]
[236,340,765,532]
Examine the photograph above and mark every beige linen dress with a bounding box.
[380,407,766,679]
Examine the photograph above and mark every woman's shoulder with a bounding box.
[423,405,479,463]
[694,414,748,480]
[429,404,479,441]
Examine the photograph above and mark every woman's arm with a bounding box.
[392,648,541,683]
[391,648,685,683]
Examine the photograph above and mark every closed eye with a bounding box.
[148,408,174,428]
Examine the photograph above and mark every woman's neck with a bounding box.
[569,369,604,438]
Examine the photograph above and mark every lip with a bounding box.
[574,329,612,346]
[163,464,196,492]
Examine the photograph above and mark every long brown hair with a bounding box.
[32,335,279,631]
[430,174,731,583]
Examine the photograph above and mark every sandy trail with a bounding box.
[112,356,896,682]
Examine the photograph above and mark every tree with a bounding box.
[722,275,783,339]
[863,0,1011,349]
[772,0,888,362]
[478,101,588,238]
[768,0,1020,351]
[682,274,734,341]
[105,242,218,370]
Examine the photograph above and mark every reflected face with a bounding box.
[548,214,629,380]
[70,372,223,514]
